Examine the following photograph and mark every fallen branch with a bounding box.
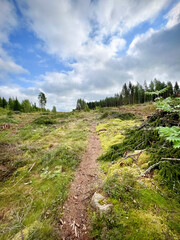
[140,161,162,177]
[161,158,180,161]
[28,162,35,172]
[123,150,146,162]
[140,158,180,177]
[136,141,144,149]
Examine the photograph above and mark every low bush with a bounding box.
[33,116,56,125]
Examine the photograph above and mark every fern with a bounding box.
[157,126,180,148]
[155,97,180,112]
[145,86,169,96]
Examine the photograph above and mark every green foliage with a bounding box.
[52,106,56,113]
[155,97,180,112]
[93,109,180,240]
[159,161,180,186]
[22,99,32,113]
[33,116,56,125]
[98,111,180,189]
[103,172,138,201]
[115,112,136,120]
[0,107,9,116]
[145,86,169,96]
[157,126,180,148]
[38,92,47,109]
[100,111,109,119]
[0,111,91,239]
[76,98,88,111]
[0,116,18,124]
[39,146,80,170]
[100,111,136,120]
[156,97,180,112]
[88,80,177,109]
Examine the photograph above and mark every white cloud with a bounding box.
[127,28,156,56]
[17,0,92,59]
[165,2,180,28]
[0,58,28,76]
[2,0,180,111]
[94,0,170,37]
[17,0,170,59]
[0,0,28,79]
[0,0,17,44]
[36,22,180,110]
[0,85,39,103]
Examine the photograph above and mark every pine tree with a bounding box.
[2,98,7,108]
[0,97,2,108]
[122,83,129,105]
[8,98,14,110]
[174,82,179,95]
[14,97,21,111]
[167,82,173,97]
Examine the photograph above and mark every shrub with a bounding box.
[33,116,56,125]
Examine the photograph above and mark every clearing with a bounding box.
[0,103,180,240]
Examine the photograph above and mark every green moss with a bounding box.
[92,109,180,240]
[0,112,94,240]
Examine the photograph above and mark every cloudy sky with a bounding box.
[0,0,180,111]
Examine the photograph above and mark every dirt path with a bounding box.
[61,123,101,240]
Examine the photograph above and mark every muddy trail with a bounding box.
[61,123,102,240]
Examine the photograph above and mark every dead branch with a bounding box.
[28,162,35,172]
[123,150,146,162]
[140,161,162,177]
[161,158,180,161]
[140,158,180,177]
[136,141,145,149]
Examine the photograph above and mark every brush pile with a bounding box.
[98,109,180,189]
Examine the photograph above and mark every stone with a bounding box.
[91,192,113,215]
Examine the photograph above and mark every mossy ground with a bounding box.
[92,116,180,240]
[1,103,178,240]
[0,110,99,240]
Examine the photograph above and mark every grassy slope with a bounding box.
[1,103,179,240]
[91,108,180,240]
[0,110,98,240]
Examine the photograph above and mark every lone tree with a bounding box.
[38,92,47,109]
[52,106,57,113]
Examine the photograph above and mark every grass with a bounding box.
[1,103,178,239]
[91,113,180,240]
[0,110,94,239]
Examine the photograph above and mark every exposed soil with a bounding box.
[61,123,102,240]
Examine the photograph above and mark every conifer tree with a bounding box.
[14,97,21,111]
[174,81,179,95]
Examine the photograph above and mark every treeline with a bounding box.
[87,79,179,109]
[0,92,58,113]
[0,97,41,112]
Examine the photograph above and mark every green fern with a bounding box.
[157,126,180,148]
[155,97,180,112]
[145,86,169,96]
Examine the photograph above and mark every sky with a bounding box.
[0,0,180,111]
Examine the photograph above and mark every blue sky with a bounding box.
[0,0,180,111]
